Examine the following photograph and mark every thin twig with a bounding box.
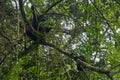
[90,0,115,36]
[114,0,120,6]
[0,55,7,65]
[18,43,38,58]
[44,0,63,14]
[111,70,120,76]
[110,63,120,71]
[0,30,11,43]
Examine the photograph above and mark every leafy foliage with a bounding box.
[0,0,120,80]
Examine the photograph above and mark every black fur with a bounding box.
[26,5,51,41]
[74,56,87,71]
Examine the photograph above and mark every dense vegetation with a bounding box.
[0,0,120,80]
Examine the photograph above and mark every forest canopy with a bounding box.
[0,0,120,80]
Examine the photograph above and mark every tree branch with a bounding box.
[114,0,120,6]
[18,43,38,58]
[110,63,120,71]
[111,70,120,76]
[0,30,11,43]
[44,0,63,14]
[90,0,115,36]
[38,41,113,79]
[0,54,7,65]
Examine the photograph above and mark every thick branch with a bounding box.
[17,39,113,79]
[38,42,113,77]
